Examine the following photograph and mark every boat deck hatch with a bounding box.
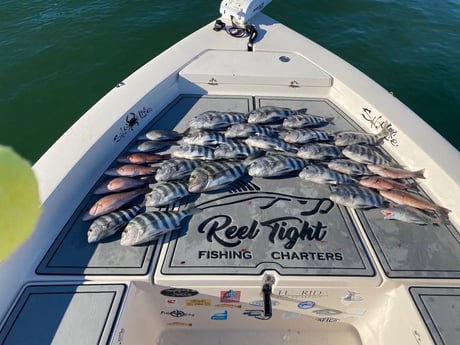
[410,287,460,345]
[37,95,459,279]
[0,284,124,345]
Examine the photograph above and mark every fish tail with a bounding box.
[436,205,452,215]
[326,117,335,125]
[414,168,425,179]
[296,108,309,114]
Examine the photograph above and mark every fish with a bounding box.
[155,159,201,181]
[359,176,415,191]
[214,141,264,160]
[225,123,279,138]
[171,144,215,160]
[299,164,357,185]
[381,205,450,225]
[334,122,390,146]
[367,164,425,179]
[247,106,307,124]
[188,161,248,193]
[342,144,394,166]
[245,135,297,153]
[248,154,308,177]
[330,185,387,209]
[379,190,451,215]
[94,176,148,194]
[145,181,190,207]
[140,129,183,141]
[188,111,248,130]
[82,188,149,221]
[87,205,143,243]
[129,140,172,153]
[117,152,171,164]
[182,130,231,146]
[281,128,334,144]
[327,159,373,176]
[282,113,334,128]
[120,208,199,246]
[104,164,157,177]
[296,143,342,160]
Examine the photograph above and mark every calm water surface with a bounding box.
[1,0,459,162]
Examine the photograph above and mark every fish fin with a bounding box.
[326,117,335,125]
[296,108,309,114]
[415,168,425,179]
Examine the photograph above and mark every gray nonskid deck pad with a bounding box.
[0,284,125,345]
[410,287,460,345]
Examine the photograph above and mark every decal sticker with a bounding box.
[161,288,199,298]
[250,300,280,307]
[342,290,363,304]
[113,107,153,143]
[315,317,339,323]
[185,299,212,307]
[313,309,342,316]
[166,322,192,327]
[160,310,195,318]
[165,298,179,307]
[274,289,328,299]
[215,303,242,309]
[360,107,398,146]
[210,310,228,321]
[243,309,271,320]
[281,312,301,320]
[220,290,241,303]
[297,301,316,310]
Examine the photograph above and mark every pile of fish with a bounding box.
[83,106,451,246]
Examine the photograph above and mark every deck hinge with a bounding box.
[208,77,218,85]
[289,80,300,88]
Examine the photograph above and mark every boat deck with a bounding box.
[1,95,459,345]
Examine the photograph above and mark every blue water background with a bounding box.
[1,0,459,162]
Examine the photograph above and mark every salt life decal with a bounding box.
[113,106,153,143]
[361,107,398,146]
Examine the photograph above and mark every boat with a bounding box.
[1,1,459,344]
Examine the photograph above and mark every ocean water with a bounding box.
[1,0,459,163]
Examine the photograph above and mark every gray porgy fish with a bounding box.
[140,129,183,141]
[225,123,279,138]
[381,205,449,225]
[214,141,264,159]
[299,164,356,185]
[330,184,387,209]
[129,140,172,153]
[145,181,190,207]
[188,161,248,193]
[94,176,147,194]
[296,143,342,160]
[327,159,372,176]
[334,123,390,146]
[247,106,307,124]
[282,113,334,128]
[155,159,201,181]
[188,111,248,130]
[182,130,230,146]
[281,128,334,144]
[87,205,143,243]
[171,144,215,160]
[245,135,297,153]
[82,187,149,221]
[342,144,393,166]
[104,164,157,177]
[248,154,308,177]
[120,208,198,246]
[367,164,425,179]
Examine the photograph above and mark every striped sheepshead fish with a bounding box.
[248,106,307,124]
[171,144,215,160]
[120,208,199,246]
[87,205,143,243]
[330,184,387,209]
[248,154,308,177]
[225,123,279,138]
[155,159,201,181]
[342,144,394,166]
[188,161,248,193]
[327,159,372,176]
[281,128,335,144]
[245,135,297,153]
[334,122,390,146]
[282,113,334,129]
[299,164,357,185]
[214,141,264,160]
[145,181,190,207]
[182,130,231,146]
[188,111,248,130]
[296,143,342,160]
